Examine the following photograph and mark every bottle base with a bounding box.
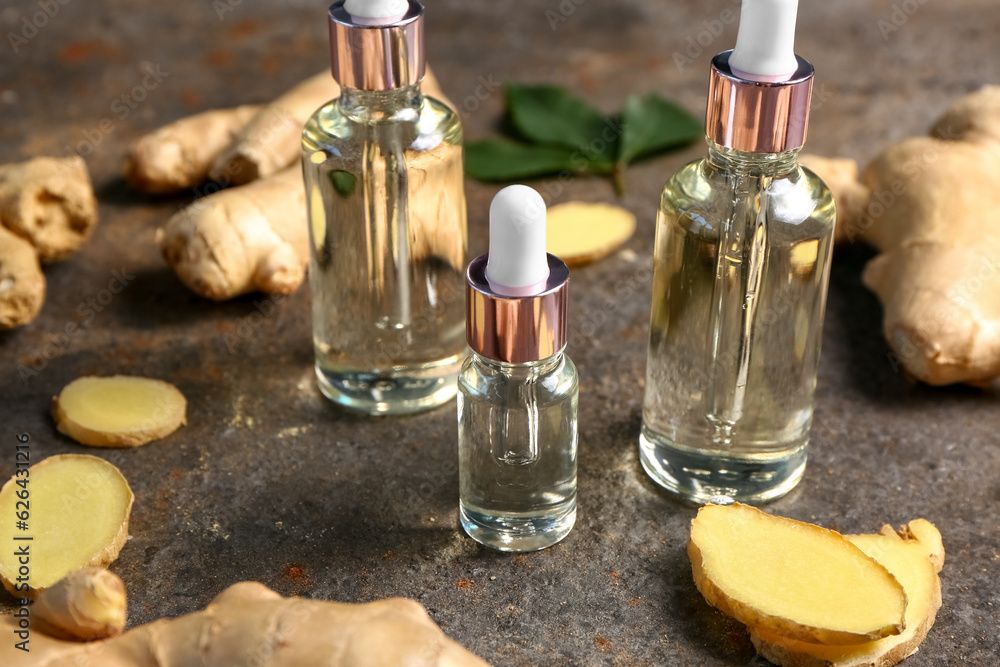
[460,501,576,552]
[639,426,806,505]
[315,355,463,416]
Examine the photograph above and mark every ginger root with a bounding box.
[209,69,449,187]
[32,567,127,641]
[0,156,97,328]
[0,454,133,596]
[210,72,340,186]
[545,202,636,267]
[53,375,187,447]
[798,154,870,245]
[0,581,490,666]
[861,86,1000,386]
[157,166,308,299]
[0,156,97,263]
[125,105,261,194]
[146,68,454,300]
[0,225,45,328]
[802,86,1000,386]
[689,503,907,646]
[750,520,944,667]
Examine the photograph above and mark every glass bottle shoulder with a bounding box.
[459,353,578,404]
[660,155,836,241]
[302,93,462,154]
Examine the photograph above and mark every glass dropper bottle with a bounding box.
[458,185,579,551]
[640,0,836,504]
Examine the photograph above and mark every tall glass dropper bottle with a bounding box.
[302,0,467,415]
[459,185,578,552]
[640,0,835,504]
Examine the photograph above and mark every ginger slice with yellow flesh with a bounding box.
[689,503,907,645]
[33,567,128,641]
[53,375,187,447]
[546,202,636,267]
[750,520,944,667]
[0,455,133,596]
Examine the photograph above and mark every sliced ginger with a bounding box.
[689,504,907,646]
[546,201,636,267]
[33,567,127,641]
[751,519,944,667]
[53,375,186,447]
[0,454,133,596]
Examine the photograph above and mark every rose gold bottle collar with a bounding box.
[466,254,569,364]
[706,50,814,154]
[328,0,425,91]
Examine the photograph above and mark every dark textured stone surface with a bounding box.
[1,1,998,665]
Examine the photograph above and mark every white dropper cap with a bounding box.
[486,185,550,296]
[344,0,409,25]
[729,0,800,82]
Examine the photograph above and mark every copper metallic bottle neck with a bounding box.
[328,0,425,91]
[706,50,814,153]
[466,254,569,364]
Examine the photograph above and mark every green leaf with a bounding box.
[504,83,619,169]
[618,93,703,165]
[464,139,590,182]
[328,169,356,198]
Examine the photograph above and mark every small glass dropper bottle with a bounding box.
[640,0,836,504]
[302,0,468,415]
[459,185,578,552]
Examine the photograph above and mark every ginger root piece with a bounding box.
[157,166,308,300]
[154,69,455,300]
[0,581,491,666]
[0,225,45,328]
[53,375,187,447]
[125,105,261,194]
[689,503,907,646]
[32,567,127,641]
[0,156,98,263]
[209,68,450,187]
[799,154,870,245]
[0,454,133,597]
[546,201,636,267]
[750,520,944,667]
[0,156,97,328]
[210,72,339,186]
[859,85,1000,386]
